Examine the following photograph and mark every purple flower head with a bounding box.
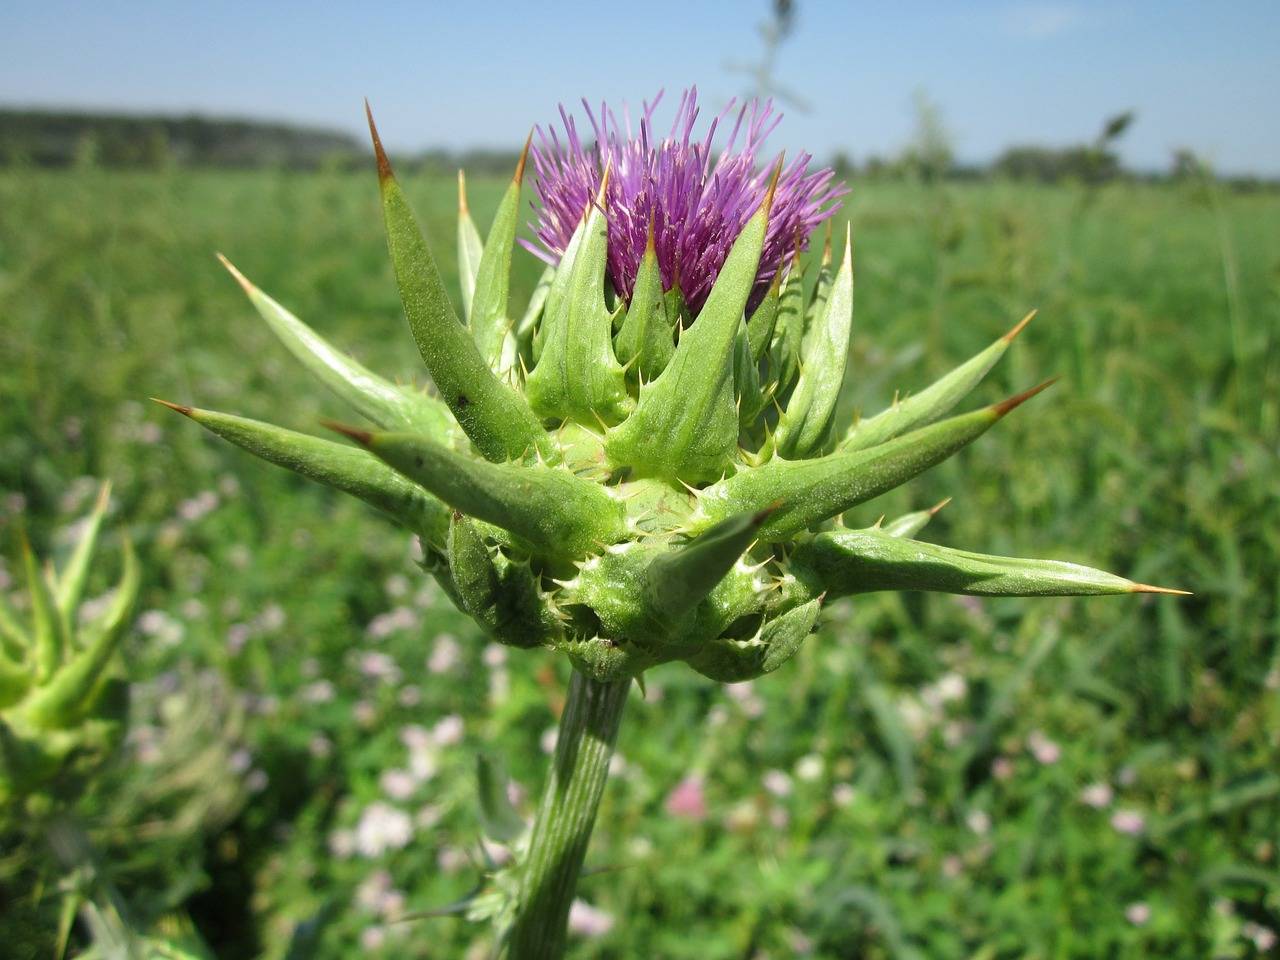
[525,87,846,314]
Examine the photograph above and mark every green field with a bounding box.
[2,165,1278,957]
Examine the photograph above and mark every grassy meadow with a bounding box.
[1,162,1278,958]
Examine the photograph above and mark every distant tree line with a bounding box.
[1,108,1273,189]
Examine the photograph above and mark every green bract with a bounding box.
[160,110,1184,687]
[1,485,138,809]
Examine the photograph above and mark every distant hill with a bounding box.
[0,109,363,169]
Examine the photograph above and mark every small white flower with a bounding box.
[431,714,464,747]
[302,680,335,704]
[763,769,792,798]
[427,634,461,674]
[328,829,356,858]
[832,783,856,808]
[380,769,417,801]
[1111,809,1145,836]
[483,643,508,668]
[541,726,559,754]
[796,754,824,782]
[568,899,615,937]
[966,810,992,836]
[1080,782,1114,809]
[1027,730,1061,765]
[1124,902,1150,926]
[355,802,413,857]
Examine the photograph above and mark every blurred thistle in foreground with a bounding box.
[1,488,220,958]
[1,484,136,811]
[159,89,1185,958]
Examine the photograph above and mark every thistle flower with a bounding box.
[525,88,845,313]
[157,96,1185,958]
[1,485,137,810]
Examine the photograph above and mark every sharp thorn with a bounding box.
[1002,309,1037,343]
[991,377,1059,417]
[1130,583,1193,597]
[364,99,394,183]
[929,496,953,515]
[150,397,193,417]
[320,419,373,446]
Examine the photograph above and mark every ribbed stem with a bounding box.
[507,670,629,959]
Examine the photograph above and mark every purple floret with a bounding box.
[524,87,846,314]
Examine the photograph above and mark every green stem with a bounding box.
[508,669,629,959]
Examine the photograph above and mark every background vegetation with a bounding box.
[1,151,1277,957]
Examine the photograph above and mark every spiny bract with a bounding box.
[159,94,1183,685]
[1,485,138,809]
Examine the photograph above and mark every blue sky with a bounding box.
[3,1,1278,175]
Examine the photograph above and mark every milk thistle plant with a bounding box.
[158,89,1183,957]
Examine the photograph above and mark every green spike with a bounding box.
[514,264,556,351]
[804,223,836,334]
[605,177,775,483]
[22,534,65,682]
[774,228,854,458]
[841,310,1036,452]
[697,381,1056,541]
[769,255,806,397]
[734,316,768,429]
[644,506,775,634]
[54,482,111,625]
[469,135,531,373]
[365,103,550,463]
[687,598,821,682]
[526,171,632,425]
[217,254,454,438]
[23,541,139,729]
[0,594,28,661]
[793,528,1188,598]
[745,272,782,363]
[879,497,951,538]
[447,513,556,648]
[155,401,450,546]
[615,224,674,384]
[0,648,30,710]
[457,170,484,322]
[336,426,626,562]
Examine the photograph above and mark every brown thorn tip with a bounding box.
[515,129,533,185]
[457,170,469,214]
[1131,583,1193,596]
[764,154,784,217]
[1002,308,1037,343]
[320,419,373,446]
[596,160,612,205]
[150,397,193,417]
[991,376,1059,417]
[364,99,393,183]
[929,496,952,515]
[215,252,254,295]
